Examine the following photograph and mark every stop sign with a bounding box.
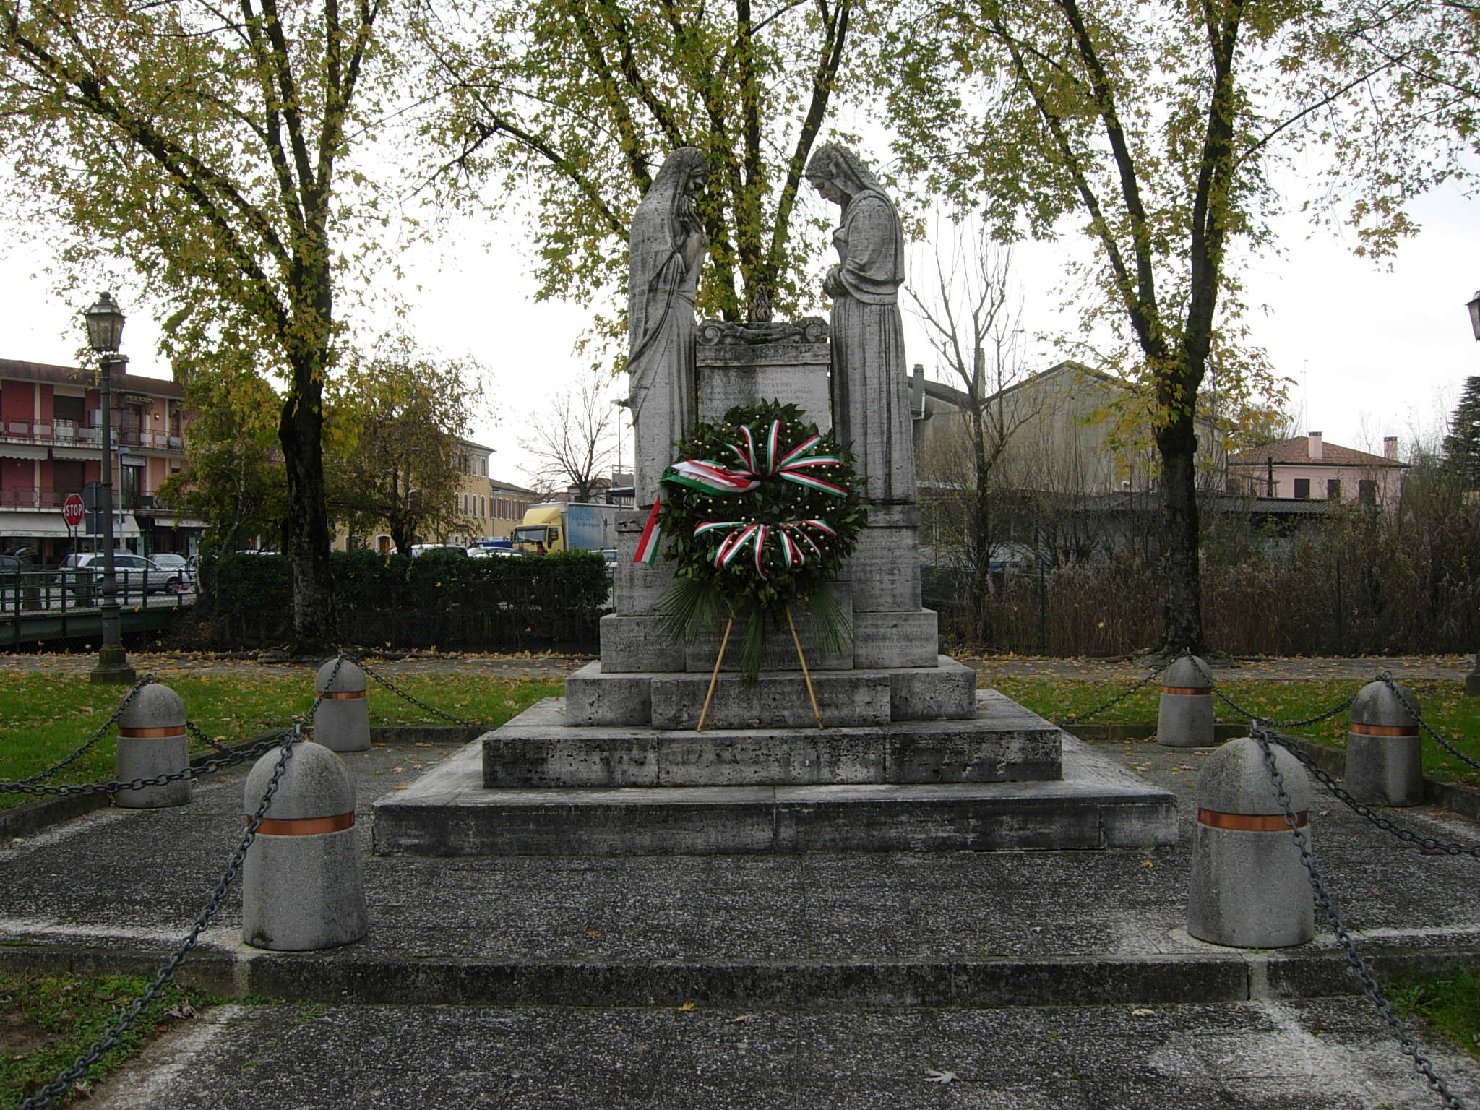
[62,492,85,528]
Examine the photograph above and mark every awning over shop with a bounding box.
[0,444,48,461]
[50,446,103,461]
[0,510,140,540]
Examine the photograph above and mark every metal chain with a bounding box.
[185,717,238,756]
[1185,654,1357,729]
[1253,728,1466,1110]
[19,731,301,1110]
[1259,724,1480,860]
[1379,674,1480,774]
[0,731,291,797]
[1061,655,1172,727]
[8,674,155,788]
[343,650,482,728]
[2,657,347,799]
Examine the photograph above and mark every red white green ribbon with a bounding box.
[693,518,837,578]
[633,499,663,565]
[650,418,848,570]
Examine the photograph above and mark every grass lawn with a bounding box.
[0,972,213,1109]
[990,677,1480,788]
[0,672,562,811]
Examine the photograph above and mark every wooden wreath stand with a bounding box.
[696,607,824,732]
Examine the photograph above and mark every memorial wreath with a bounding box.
[636,400,866,696]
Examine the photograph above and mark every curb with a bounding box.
[3,938,1479,1011]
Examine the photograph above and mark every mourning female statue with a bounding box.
[804,143,915,504]
[627,147,708,505]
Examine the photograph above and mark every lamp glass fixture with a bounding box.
[84,291,126,353]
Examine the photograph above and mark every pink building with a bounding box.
[1227,431,1407,509]
[0,357,193,561]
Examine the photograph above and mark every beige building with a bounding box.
[488,477,540,541]
[918,360,1226,496]
[448,439,496,546]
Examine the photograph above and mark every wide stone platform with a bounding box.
[372,692,1177,856]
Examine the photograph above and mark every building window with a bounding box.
[1359,479,1377,506]
[1293,478,1310,499]
[53,395,85,423]
[1326,479,1341,500]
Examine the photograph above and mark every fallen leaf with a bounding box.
[677,1001,696,1013]
[1131,1008,1155,1017]
[924,1070,956,1085]
[584,928,604,939]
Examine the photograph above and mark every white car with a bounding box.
[59,552,187,594]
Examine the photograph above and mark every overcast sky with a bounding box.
[5,174,1478,486]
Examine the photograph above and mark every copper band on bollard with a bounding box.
[118,726,187,738]
[318,689,366,700]
[1161,686,1209,696]
[251,812,356,835]
[1349,723,1418,737]
[1197,808,1307,831]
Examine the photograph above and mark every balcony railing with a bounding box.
[0,418,183,453]
[0,487,162,510]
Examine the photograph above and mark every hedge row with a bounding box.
[200,550,608,652]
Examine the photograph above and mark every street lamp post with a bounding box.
[84,292,137,685]
[1466,291,1480,696]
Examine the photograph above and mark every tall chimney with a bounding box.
[1307,431,1322,461]
[1384,436,1398,461]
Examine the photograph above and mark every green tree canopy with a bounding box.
[880,0,1434,652]
[160,356,286,555]
[1,0,408,651]
[419,0,874,334]
[326,342,487,555]
[1445,375,1480,490]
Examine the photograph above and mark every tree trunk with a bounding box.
[279,358,337,654]
[1156,406,1203,654]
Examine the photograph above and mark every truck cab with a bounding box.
[512,505,564,554]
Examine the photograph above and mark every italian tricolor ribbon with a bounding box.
[633,499,663,565]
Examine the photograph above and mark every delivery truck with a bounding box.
[512,502,618,555]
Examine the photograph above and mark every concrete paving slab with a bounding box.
[84,997,1480,1110]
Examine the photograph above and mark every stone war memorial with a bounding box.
[374,146,1177,855]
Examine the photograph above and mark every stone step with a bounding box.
[373,731,1178,857]
[484,692,1059,788]
[564,657,977,728]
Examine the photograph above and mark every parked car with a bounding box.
[59,552,187,595]
[149,553,196,587]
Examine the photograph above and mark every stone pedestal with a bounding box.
[373,316,1179,856]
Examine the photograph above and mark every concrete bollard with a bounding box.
[1346,680,1423,807]
[115,683,191,808]
[1187,736,1314,948]
[242,739,368,951]
[313,657,370,753]
[1157,655,1215,748]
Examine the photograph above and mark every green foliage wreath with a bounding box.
[651,400,866,676]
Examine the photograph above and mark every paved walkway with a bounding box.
[2,701,1478,1106]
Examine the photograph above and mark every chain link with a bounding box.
[1060,655,1172,727]
[1252,728,1466,1110]
[1185,654,1357,729]
[19,731,301,1110]
[185,717,238,756]
[1257,723,1480,860]
[8,674,155,788]
[344,650,482,729]
[1379,674,1480,774]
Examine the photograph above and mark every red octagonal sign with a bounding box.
[62,492,85,528]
